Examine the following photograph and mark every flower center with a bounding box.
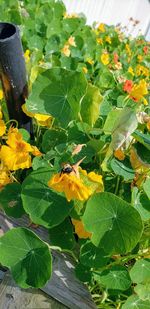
[16,141,26,151]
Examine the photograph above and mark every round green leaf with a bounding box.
[32,156,50,170]
[80,241,109,268]
[122,295,150,309]
[21,168,73,228]
[95,265,131,291]
[42,128,67,153]
[0,227,52,288]
[26,68,87,127]
[130,259,150,284]
[134,283,150,301]
[75,263,92,283]
[49,217,75,250]
[83,192,143,254]
[0,183,25,218]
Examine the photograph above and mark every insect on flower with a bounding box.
[60,157,86,177]
[60,163,76,176]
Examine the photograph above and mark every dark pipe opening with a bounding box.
[0,23,16,40]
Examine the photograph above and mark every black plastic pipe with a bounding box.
[0,22,31,132]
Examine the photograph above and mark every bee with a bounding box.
[60,157,86,178]
[60,163,76,176]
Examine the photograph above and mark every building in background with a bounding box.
[63,0,150,40]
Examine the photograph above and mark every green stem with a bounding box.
[114,175,121,195]
[48,245,78,262]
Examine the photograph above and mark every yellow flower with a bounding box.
[98,23,105,32]
[87,171,103,184]
[147,121,150,131]
[130,79,148,104]
[136,65,149,77]
[0,128,40,170]
[96,37,103,45]
[63,12,78,19]
[101,53,109,65]
[22,104,52,127]
[80,168,104,193]
[86,58,94,65]
[68,36,76,47]
[125,44,132,56]
[105,36,111,44]
[0,89,4,100]
[137,55,143,62]
[0,120,6,137]
[128,67,134,76]
[82,67,88,74]
[48,173,92,202]
[114,149,125,161]
[71,219,92,239]
[0,108,6,137]
[24,49,30,63]
[61,44,71,57]
[0,168,11,190]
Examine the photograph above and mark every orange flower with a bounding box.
[114,149,125,161]
[67,36,76,47]
[123,80,133,93]
[113,53,119,64]
[143,46,149,55]
[71,219,92,239]
[61,44,71,57]
[147,121,150,131]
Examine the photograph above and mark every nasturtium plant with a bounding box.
[21,168,73,228]
[83,192,143,254]
[0,228,52,288]
[0,183,25,218]
[95,265,132,291]
[0,0,150,307]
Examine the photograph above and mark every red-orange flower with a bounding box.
[123,80,133,93]
[143,46,148,55]
[113,52,119,64]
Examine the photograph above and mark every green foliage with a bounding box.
[122,295,150,309]
[21,168,73,228]
[0,227,52,288]
[83,192,143,254]
[26,68,87,127]
[80,241,109,268]
[49,217,75,250]
[0,1,150,307]
[95,265,132,291]
[0,183,25,218]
